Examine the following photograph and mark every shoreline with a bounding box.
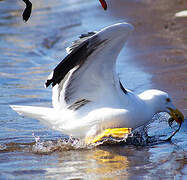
[109,0,187,116]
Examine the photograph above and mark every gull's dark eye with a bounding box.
[166,98,171,102]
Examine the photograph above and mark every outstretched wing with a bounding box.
[45,23,133,110]
[45,32,98,88]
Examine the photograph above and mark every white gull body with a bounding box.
[11,23,179,139]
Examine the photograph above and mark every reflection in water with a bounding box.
[43,146,131,179]
[43,145,152,179]
[86,148,129,175]
[1,128,187,179]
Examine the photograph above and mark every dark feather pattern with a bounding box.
[79,32,97,38]
[119,81,127,94]
[45,34,104,88]
[67,99,90,110]
[66,32,96,54]
[22,0,32,22]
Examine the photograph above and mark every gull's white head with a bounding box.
[139,89,184,124]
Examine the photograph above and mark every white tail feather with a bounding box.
[10,105,80,137]
[10,105,58,127]
[11,105,52,119]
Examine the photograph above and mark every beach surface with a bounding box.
[110,0,187,116]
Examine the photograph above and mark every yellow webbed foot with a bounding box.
[85,128,132,145]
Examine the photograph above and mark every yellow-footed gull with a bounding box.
[11,23,184,144]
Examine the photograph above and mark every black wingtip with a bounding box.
[119,81,127,94]
[22,0,32,22]
[45,79,52,88]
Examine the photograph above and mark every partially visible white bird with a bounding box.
[11,23,184,144]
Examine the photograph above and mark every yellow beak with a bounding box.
[168,108,184,124]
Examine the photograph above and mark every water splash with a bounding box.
[0,113,180,154]
[31,134,93,154]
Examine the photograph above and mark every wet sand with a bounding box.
[109,0,187,116]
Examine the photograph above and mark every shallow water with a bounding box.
[0,0,187,179]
